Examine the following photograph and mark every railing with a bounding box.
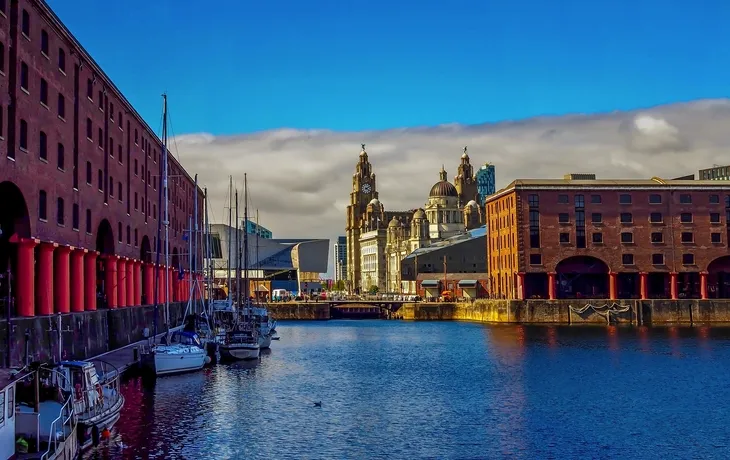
[84,358,123,419]
[40,368,77,460]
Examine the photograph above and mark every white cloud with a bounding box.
[170,98,730,277]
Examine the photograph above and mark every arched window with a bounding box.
[39,190,47,220]
[39,131,47,160]
[72,204,79,230]
[57,142,64,170]
[57,198,64,225]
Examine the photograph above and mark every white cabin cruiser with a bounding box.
[141,331,209,376]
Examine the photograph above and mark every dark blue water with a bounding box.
[90,321,730,459]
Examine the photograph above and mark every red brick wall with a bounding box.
[0,0,203,265]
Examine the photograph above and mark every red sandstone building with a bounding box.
[486,175,730,300]
[0,1,203,317]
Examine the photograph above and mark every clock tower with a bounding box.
[346,144,378,293]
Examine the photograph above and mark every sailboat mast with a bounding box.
[235,189,241,304]
[204,187,211,310]
[255,209,259,278]
[243,174,249,304]
[192,174,199,312]
[152,94,167,339]
[163,95,170,327]
[227,176,232,303]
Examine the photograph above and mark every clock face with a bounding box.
[361,183,372,194]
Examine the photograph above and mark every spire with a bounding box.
[439,165,447,181]
[461,145,469,160]
[360,143,367,157]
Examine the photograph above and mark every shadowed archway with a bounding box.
[0,181,32,315]
[140,236,152,263]
[172,247,180,269]
[707,256,730,299]
[555,256,609,299]
[95,219,115,255]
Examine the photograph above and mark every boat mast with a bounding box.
[163,95,170,329]
[204,186,211,313]
[235,189,241,304]
[192,174,199,314]
[256,209,260,301]
[243,173,250,306]
[227,176,232,304]
[152,94,167,340]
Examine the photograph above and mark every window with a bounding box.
[57,143,64,170]
[58,48,65,73]
[134,129,138,144]
[650,212,662,223]
[40,78,48,105]
[19,119,27,150]
[98,128,103,147]
[118,144,122,161]
[619,194,632,204]
[529,254,541,265]
[681,232,693,243]
[98,90,103,109]
[72,204,79,230]
[109,176,114,197]
[118,222,122,242]
[109,138,114,157]
[87,78,93,99]
[41,29,48,55]
[142,166,145,182]
[557,194,569,204]
[712,232,722,243]
[118,182,122,200]
[682,253,695,265]
[710,194,720,204]
[652,253,664,265]
[21,9,29,37]
[38,190,47,220]
[622,254,634,265]
[110,103,114,121]
[134,159,138,176]
[680,212,692,223]
[591,213,602,224]
[0,42,4,74]
[621,232,633,243]
[85,209,92,233]
[39,131,47,160]
[153,176,157,190]
[134,192,138,210]
[592,232,603,243]
[559,232,570,243]
[528,194,538,208]
[620,212,632,223]
[86,118,92,139]
[118,111,122,126]
[20,61,28,91]
[56,198,64,225]
[679,194,692,204]
[97,170,103,190]
[711,212,721,224]
[558,213,570,224]
[574,195,584,208]
[134,229,138,246]
[649,194,661,204]
[591,194,601,204]
[651,232,663,243]
[86,162,92,184]
[126,225,130,244]
[57,93,65,119]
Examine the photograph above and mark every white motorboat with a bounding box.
[242,305,275,349]
[219,325,260,361]
[141,331,209,376]
[2,366,78,459]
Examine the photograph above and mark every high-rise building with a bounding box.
[244,219,272,239]
[476,163,496,205]
[334,236,347,283]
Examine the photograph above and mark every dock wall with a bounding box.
[265,303,330,320]
[0,302,189,367]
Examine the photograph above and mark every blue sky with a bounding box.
[48,0,730,136]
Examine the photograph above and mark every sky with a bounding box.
[47,0,730,277]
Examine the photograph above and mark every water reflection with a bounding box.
[84,321,730,459]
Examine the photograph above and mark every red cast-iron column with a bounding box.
[16,238,38,317]
[157,266,165,304]
[516,272,526,300]
[84,251,98,311]
[670,272,678,300]
[609,272,618,300]
[639,272,648,300]
[168,268,174,304]
[126,260,134,307]
[104,255,119,309]
[70,248,86,312]
[54,245,72,314]
[144,263,154,305]
[700,271,708,300]
[117,258,128,307]
[36,242,57,316]
[547,272,556,300]
[134,261,142,306]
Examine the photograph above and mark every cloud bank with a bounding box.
[171,98,730,276]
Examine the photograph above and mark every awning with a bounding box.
[458,280,478,287]
[255,284,269,292]
[421,280,440,287]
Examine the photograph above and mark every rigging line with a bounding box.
[166,107,182,164]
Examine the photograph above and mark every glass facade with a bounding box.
[476,163,496,205]
[244,219,272,239]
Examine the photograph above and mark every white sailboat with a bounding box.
[140,94,208,376]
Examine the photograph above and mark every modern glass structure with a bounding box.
[244,219,272,239]
[334,236,347,282]
[476,163,496,205]
[699,165,730,181]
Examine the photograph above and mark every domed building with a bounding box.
[425,166,464,240]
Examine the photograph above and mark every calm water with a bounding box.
[86,321,730,459]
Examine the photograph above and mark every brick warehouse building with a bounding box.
[0,0,204,317]
[486,175,730,301]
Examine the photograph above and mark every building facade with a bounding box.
[486,175,730,300]
[0,0,204,317]
[476,163,496,205]
[244,219,272,239]
[333,236,346,283]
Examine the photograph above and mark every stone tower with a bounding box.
[454,146,479,206]
[346,144,377,293]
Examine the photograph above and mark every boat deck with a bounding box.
[87,326,182,377]
[17,401,72,439]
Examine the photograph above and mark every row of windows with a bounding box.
[528,253,698,267]
[529,193,729,207]
[557,231,720,245]
[557,211,724,225]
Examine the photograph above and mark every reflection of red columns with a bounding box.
[36,242,57,316]
[104,255,118,308]
[609,272,618,300]
[117,258,127,307]
[54,245,72,313]
[16,238,38,317]
[670,272,678,300]
[700,271,708,300]
[516,272,525,300]
[547,272,556,300]
[126,260,134,307]
[134,261,142,306]
[144,263,154,304]
[84,251,98,311]
[70,248,86,312]
[639,272,648,300]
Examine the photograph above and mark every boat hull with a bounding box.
[258,335,272,349]
[141,349,207,376]
[220,344,260,361]
[77,394,125,450]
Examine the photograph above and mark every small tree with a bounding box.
[368,285,379,295]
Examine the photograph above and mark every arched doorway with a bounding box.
[0,181,31,315]
[140,236,152,263]
[171,247,180,269]
[555,256,609,299]
[95,219,114,308]
[707,256,730,299]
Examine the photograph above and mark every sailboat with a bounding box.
[243,209,276,349]
[219,174,261,361]
[140,94,209,376]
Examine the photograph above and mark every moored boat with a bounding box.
[141,331,209,376]
[219,324,260,361]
